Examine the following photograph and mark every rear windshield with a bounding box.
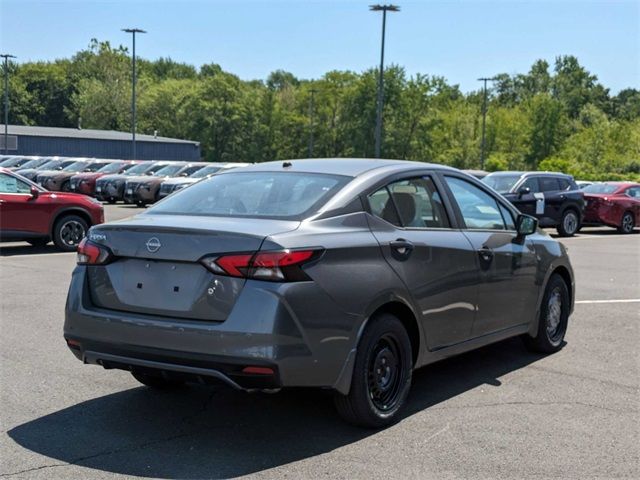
[97,162,125,173]
[481,174,522,193]
[582,183,619,194]
[149,171,351,219]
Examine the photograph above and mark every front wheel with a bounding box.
[557,209,580,237]
[523,274,570,353]
[618,211,635,234]
[334,313,412,428]
[52,214,88,251]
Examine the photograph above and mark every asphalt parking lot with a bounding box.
[1,204,638,479]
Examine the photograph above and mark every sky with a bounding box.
[1,0,638,94]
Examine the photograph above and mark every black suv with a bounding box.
[482,172,585,236]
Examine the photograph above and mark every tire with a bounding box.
[131,371,185,390]
[523,274,570,354]
[52,214,88,252]
[557,209,580,237]
[27,238,50,247]
[334,313,413,428]
[618,211,635,234]
[136,200,146,208]
[107,198,117,204]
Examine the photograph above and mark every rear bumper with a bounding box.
[64,266,359,392]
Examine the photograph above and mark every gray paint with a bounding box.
[64,159,575,395]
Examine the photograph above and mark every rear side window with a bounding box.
[368,177,449,228]
[444,176,506,230]
[149,171,350,219]
[539,177,560,192]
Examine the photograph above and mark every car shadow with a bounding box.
[0,243,69,257]
[7,337,546,479]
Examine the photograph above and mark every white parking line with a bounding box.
[0,251,75,259]
[575,299,640,304]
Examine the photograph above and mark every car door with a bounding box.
[0,172,50,237]
[365,174,480,350]
[508,176,541,217]
[624,186,640,224]
[440,174,540,337]
[539,176,565,222]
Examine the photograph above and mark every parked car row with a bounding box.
[482,171,639,235]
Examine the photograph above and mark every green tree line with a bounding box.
[6,39,640,179]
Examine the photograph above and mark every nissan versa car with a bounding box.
[94,161,165,203]
[36,159,114,192]
[70,160,139,196]
[482,171,585,236]
[16,158,77,181]
[0,168,104,250]
[65,159,574,427]
[123,162,209,206]
[158,162,249,199]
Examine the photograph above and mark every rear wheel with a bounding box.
[557,209,579,237]
[52,214,88,251]
[334,313,412,428]
[131,371,185,390]
[523,274,570,353]
[618,211,635,234]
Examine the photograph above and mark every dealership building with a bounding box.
[0,125,201,161]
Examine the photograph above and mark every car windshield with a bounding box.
[0,157,28,167]
[154,164,183,176]
[149,171,350,219]
[481,174,522,193]
[84,162,111,172]
[124,162,154,175]
[190,165,221,178]
[97,162,125,173]
[17,158,45,169]
[582,183,619,194]
[62,161,90,172]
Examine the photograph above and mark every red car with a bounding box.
[582,182,640,234]
[69,160,142,196]
[0,168,104,251]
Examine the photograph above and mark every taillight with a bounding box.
[201,249,320,282]
[76,238,112,265]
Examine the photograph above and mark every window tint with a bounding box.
[369,187,401,226]
[149,171,349,219]
[557,178,571,190]
[626,187,640,198]
[445,176,506,230]
[499,204,516,230]
[520,177,540,193]
[539,177,560,192]
[0,173,31,194]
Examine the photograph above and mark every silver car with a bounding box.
[65,159,575,427]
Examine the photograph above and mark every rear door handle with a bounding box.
[477,246,494,263]
[390,239,414,260]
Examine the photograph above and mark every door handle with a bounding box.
[390,239,414,260]
[477,246,494,263]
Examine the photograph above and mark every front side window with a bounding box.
[445,176,506,230]
[0,173,31,194]
[499,204,516,230]
[557,178,571,190]
[520,177,540,193]
[626,187,640,198]
[149,171,350,219]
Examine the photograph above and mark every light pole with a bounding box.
[478,77,495,170]
[1,54,16,155]
[308,88,316,158]
[122,28,146,160]
[370,4,399,159]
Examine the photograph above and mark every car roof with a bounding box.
[227,158,453,177]
[487,171,573,178]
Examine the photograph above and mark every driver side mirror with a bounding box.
[30,186,39,199]
[516,214,537,237]
[517,186,531,198]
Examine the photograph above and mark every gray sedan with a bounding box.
[64,159,575,427]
